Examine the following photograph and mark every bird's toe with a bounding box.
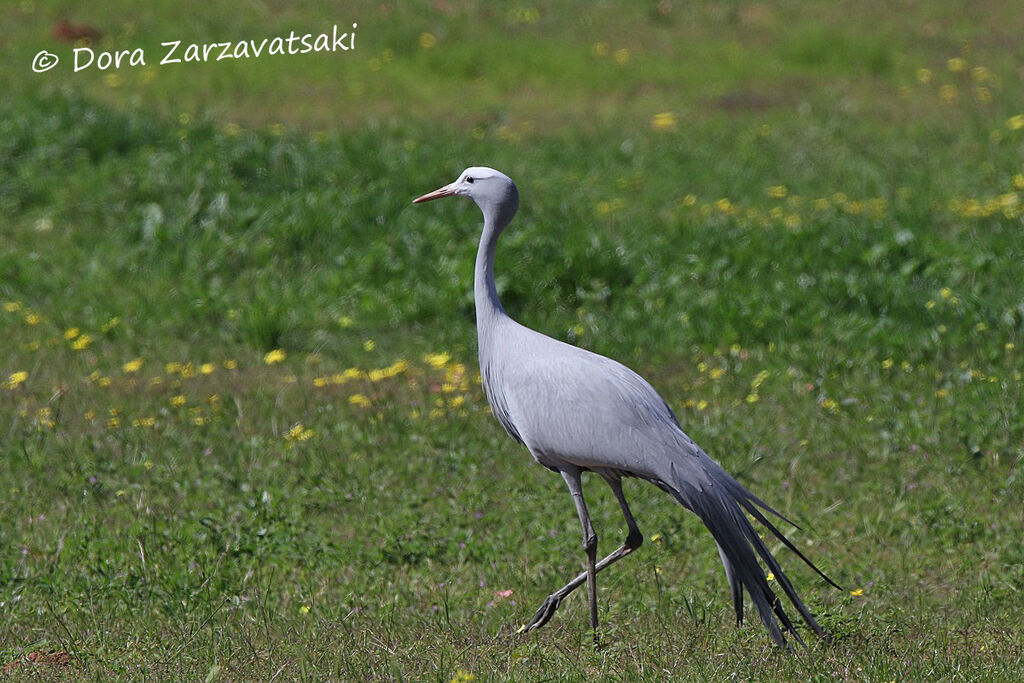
[519,594,561,633]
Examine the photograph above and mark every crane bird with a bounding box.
[413,167,838,649]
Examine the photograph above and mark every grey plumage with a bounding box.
[414,167,838,649]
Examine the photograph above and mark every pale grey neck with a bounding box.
[474,209,513,349]
[474,215,505,321]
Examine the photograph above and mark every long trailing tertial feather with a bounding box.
[666,460,835,649]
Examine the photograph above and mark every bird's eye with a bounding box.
[466,177,474,184]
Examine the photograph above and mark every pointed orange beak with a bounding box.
[413,183,456,203]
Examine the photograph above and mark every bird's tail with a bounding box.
[662,458,840,649]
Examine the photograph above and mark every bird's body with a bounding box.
[482,317,685,476]
[414,167,837,649]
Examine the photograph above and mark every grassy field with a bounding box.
[2,1,1023,679]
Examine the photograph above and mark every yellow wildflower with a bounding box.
[64,327,80,340]
[971,66,991,82]
[24,312,41,325]
[425,352,451,369]
[71,334,92,350]
[264,349,286,365]
[1007,114,1024,131]
[4,371,28,390]
[850,588,864,597]
[363,339,375,352]
[171,395,186,407]
[946,57,967,73]
[650,112,676,132]
[223,359,238,370]
[613,48,629,65]
[418,32,436,49]
[286,423,314,442]
[4,301,21,312]
[200,363,215,375]
[767,185,788,199]
[33,407,55,430]
[123,358,144,373]
[349,394,371,407]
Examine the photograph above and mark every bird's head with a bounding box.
[413,166,519,227]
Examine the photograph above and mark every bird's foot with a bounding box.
[516,594,561,634]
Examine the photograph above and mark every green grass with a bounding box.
[1,1,1023,679]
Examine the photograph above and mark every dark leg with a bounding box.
[519,474,643,635]
[557,468,599,642]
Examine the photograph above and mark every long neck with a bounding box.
[474,202,515,350]
[474,213,507,331]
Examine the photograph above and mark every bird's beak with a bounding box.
[412,182,457,203]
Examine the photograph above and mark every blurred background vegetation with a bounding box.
[0,1,1022,679]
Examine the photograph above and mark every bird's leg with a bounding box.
[519,475,643,635]
[561,468,599,644]
[604,475,644,553]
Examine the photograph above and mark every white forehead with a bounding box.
[460,166,508,182]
